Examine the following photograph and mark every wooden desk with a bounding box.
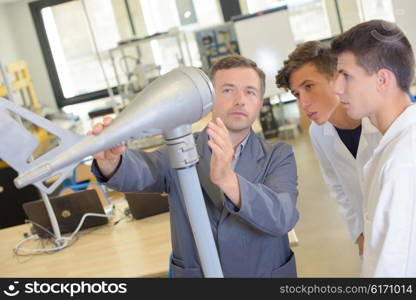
[0,199,298,277]
[0,207,172,278]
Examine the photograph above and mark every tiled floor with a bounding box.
[270,129,362,277]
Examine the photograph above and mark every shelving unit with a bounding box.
[194,22,240,72]
[108,30,191,106]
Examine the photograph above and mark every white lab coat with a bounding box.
[309,118,381,242]
[361,104,416,277]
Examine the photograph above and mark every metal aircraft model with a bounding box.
[0,66,223,277]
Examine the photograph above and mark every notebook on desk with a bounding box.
[124,193,169,219]
[22,189,108,238]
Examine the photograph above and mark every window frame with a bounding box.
[30,0,118,108]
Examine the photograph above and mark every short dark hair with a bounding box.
[210,54,266,97]
[331,19,415,92]
[275,41,337,91]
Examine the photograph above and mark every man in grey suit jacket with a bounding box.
[90,55,299,277]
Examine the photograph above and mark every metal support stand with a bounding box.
[164,125,223,278]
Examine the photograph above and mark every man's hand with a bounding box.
[86,116,126,179]
[356,233,364,257]
[207,118,241,208]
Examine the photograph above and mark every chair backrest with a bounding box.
[0,60,42,114]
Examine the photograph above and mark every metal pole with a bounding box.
[334,0,344,33]
[164,125,223,278]
[176,167,223,277]
[81,0,119,112]
[124,0,136,36]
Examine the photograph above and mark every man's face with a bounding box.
[289,62,339,125]
[212,67,263,133]
[334,51,379,120]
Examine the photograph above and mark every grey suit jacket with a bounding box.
[92,129,299,277]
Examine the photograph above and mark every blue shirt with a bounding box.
[230,132,250,170]
[409,92,416,103]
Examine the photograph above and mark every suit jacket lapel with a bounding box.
[195,129,225,210]
[218,131,267,224]
[195,129,267,221]
[234,130,266,183]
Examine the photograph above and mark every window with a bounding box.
[358,0,395,22]
[31,0,223,108]
[244,0,333,43]
[245,0,286,13]
[31,0,122,107]
[244,0,397,43]
[139,0,222,72]
[287,0,332,43]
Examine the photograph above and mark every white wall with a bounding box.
[336,0,361,31]
[4,0,57,111]
[392,0,416,55]
[0,4,20,65]
[324,0,342,36]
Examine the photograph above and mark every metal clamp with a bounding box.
[164,125,199,169]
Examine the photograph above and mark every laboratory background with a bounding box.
[0,0,415,278]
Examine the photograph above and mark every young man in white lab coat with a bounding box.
[331,20,416,277]
[275,41,382,257]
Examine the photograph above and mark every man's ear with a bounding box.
[376,68,392,91]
